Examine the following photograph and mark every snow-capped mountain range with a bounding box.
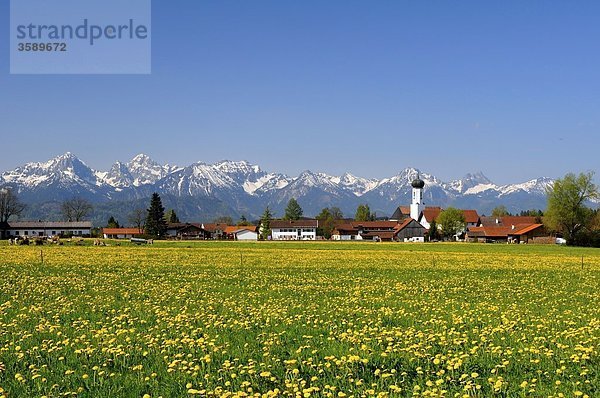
[1,153,554,222]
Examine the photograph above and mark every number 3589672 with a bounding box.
[18,43,67,52]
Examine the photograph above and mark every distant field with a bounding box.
[0,242,599,397]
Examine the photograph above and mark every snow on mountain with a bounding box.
[375,168,444,194]
[464,183,498,195]
[214,160,261,180]
[499,177,554,196]
[448,172,494,194]
[154,162,240,197]
[243,173,291,195]
[0,153,559,218]
[1,152,103,190]
[336,173,379,196]
[101,161,134,190]
[212,160,292,196]
[361,168,451,214]
[125,154,179,186]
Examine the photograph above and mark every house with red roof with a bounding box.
[102,228,144,239]
[418,207,443,230]
[224,225,258,241]
[466,223,548,244]
[331,219,426,242]
[468,215,550,243]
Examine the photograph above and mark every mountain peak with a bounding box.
[50,152,79,163]
[46,152,88,169]
[129,153,155,164]
[463,171,491,184]
[214,160,261,175]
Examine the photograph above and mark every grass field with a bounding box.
[0,241,599,397]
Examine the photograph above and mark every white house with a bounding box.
[270,220,318,240]
[418,207,442,230]
[5,221,93,238]
[233,228,258,241]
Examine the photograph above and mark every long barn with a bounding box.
[3,221,93,238]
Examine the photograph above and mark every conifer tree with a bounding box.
[145,193,167,237]
[165,209,180,223]
[259,207,273,240]
[106,216,120,228]
[284,198,303,220]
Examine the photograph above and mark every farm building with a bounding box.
[466,223,549,244]
[201,223,229,240]
[509,224,549,243]
[232,227,258,241]
[102,228,144,239]
[418,207,442,230]
[394,218,427,242]
[480,216,540,227]
[4,221,93,238]
[332,221,399,241]
[166,223,209,239]
[332,219,426,242]
[462,210,482,228]
[223,226,258,240]
[270,220,318,240]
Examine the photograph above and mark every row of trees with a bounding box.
[0,189,96,224]
[490,205,544,218]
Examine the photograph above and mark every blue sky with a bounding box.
[1,1,599,184]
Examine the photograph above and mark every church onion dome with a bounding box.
[411,176,425,189]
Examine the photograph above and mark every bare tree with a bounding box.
[0,188,26,223]
[61,197,93,222]
[128,207,146,231]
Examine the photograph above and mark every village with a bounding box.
[0,176,553,245]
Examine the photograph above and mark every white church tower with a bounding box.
[410,175,425,221]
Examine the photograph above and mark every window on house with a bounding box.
[24,231,29,236]
[52,231,56,235]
